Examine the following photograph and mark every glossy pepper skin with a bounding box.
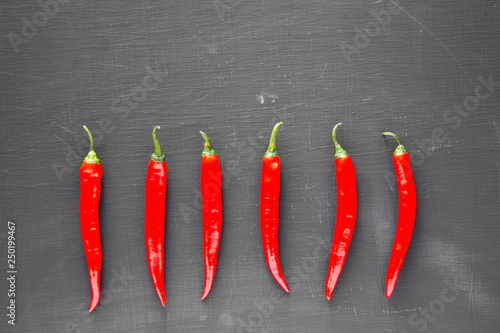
[200,131,223,300]
[325,123,357,300]
[260,122,289,293]
[145,126,167,306]
[383,132,417,298]
[79,126,103,312]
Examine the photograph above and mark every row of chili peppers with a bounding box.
[79,123,416,312]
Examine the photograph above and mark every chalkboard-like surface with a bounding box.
[1,0,499,332]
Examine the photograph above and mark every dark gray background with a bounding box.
[1,0,499,332]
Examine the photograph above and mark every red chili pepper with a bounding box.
[383,132,417,298]
[325,123,357,300]
[145,126,167,306]
[79,126,103,312]
[260,122,289,293]
[199,131,223,300]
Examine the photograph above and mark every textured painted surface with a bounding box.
[1,0,500,332]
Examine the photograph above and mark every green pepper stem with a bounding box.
[383,132,407,154]
[266,122,283,156]
[151,126,165,162]
[332,123,347,158]
[83,126,100,163]
[83,126,94,151]
[200,131,216,156]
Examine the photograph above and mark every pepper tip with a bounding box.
[88,301,98,313]
[385,284,394,298]
[201,282,212,300]
[278,280,290,293]
[156,289,166,307]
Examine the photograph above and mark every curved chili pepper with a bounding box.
[383,132,417,298]
[325,123,357,300]
[145,126,167,306]
[260,122,289,293]
[79,126,103,312]
[199,131,223,300]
